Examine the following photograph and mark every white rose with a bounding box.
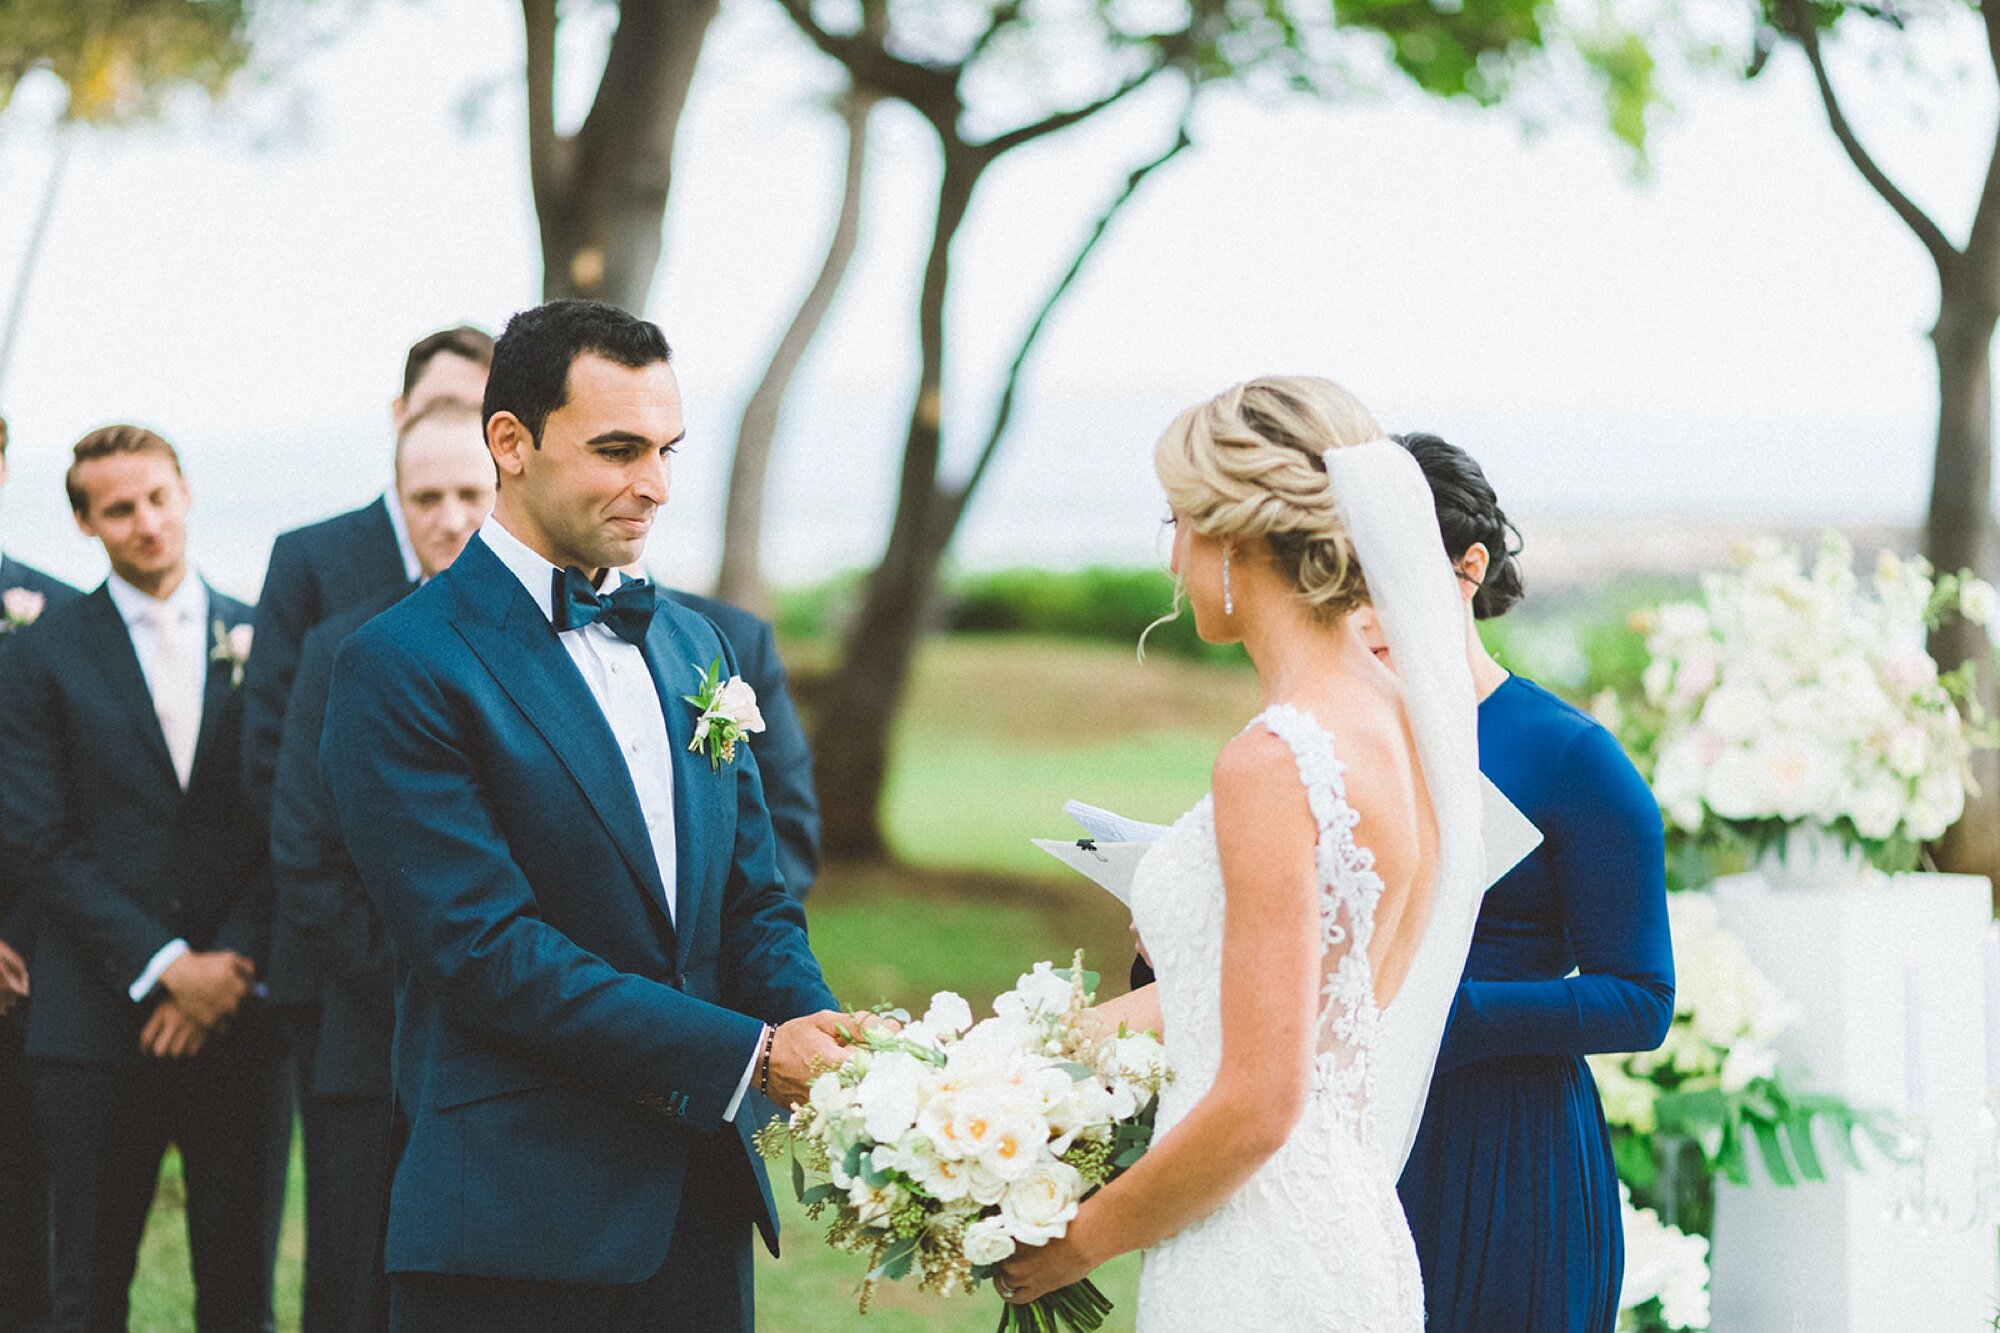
[853,1051,925,1143]
[1845,774,1905,841]
[712,676,766,733]
[922,991,974,1036]
[1657,603,1711,641]
[808,1071,847,1113]
[1750,730,1834,823]
[961,1217,1017,1266]
[1906,795,1950,843]
[1642,658,1674,706]
[847,1177,899,1227]
[1882,651,1939,696]
[977,1109,1048,1181]
[1962,579,1998,626]
[1703,746,1768,821]
[1886,726,1930,780]
[1698,685,1764,742]
[1719,1041,1777,1094]
[999,1160,1086,1245]
[228,623,255,661]
[993,963,1074,1021]
[912,1150,976,1203]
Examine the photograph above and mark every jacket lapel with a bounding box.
[78,587,178,790]
[446,540,677,937]
[187,588,241,793]
[641,610,725,968]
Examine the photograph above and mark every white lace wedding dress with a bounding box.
[1128,704,1425,1331]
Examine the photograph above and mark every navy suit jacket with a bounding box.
[272,587,405,1099]
[665,590,819,898]
[0,557,84,956]
[243,497,407,1006]
[322,535,838,1283]
[0,583,272,1066]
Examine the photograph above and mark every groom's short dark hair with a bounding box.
[484,301,672,448]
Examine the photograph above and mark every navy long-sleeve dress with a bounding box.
[1396,674,1674,1332]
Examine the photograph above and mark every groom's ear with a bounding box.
[486,413,533,482]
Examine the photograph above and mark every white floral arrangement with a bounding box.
[1631,534,1997,868]
[1593,893,1894,1191]
[756,957,1167,1332]
[1618,1184,1711,1331]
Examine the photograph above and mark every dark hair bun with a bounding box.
[1394,432,1524,620]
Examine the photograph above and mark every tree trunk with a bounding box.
[529,0,719,312]
[812,150,982,860]
[1925,283,2000,886]
[715,87,876,615]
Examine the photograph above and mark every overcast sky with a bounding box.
[0,0,1989,595]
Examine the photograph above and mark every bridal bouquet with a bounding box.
[1627,534,1999,869]
[755,956,1168,1332]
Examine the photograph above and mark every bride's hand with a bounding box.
[994,1220,1103,1307]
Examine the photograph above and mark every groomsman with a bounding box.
[0,425,289,1332]
[240,325,490,1332]
[269,400,496,1333]
[0,412,82,1333]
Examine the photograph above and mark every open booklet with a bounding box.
[1034,776,1544,908]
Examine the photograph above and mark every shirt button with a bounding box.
[627,741,640,755]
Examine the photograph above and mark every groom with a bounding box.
[322,300,849,1332]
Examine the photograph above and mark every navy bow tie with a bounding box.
[551,565,656,646]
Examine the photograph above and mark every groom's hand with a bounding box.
[765,1010,854,1109]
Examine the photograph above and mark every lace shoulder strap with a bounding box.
[1248,704,1381,954]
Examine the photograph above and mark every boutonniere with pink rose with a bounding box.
[683,655,765,770]
[210,619,253,687]
[1,587,45,632]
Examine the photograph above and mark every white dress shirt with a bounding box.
[109,572,211,1003]
[480,517,762,1121]
[381,491,424,584]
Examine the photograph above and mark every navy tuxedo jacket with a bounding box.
[272,587,404,1099]
[243,497,407,1006]
[664,590,820,898]
[322,535,838,1283]
[0,557,84,955]
[0,583,270,1066]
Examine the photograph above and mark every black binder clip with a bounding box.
[1076,838,1108,862]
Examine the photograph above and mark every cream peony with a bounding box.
[922,990,975,1036]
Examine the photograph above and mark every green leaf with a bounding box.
[868,1234,918,1282]
[1786,1108,1826,1182]
[791,1154,807,1202]
[1058,1061,1096,1081]
[1750,1117,1796,1187]
[1053,966,1101,994]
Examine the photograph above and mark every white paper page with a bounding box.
[1042,775,1543,907]
[1063,800,1169,845]
[1030,838,1152,907]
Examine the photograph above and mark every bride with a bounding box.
[995,377,1485,1329]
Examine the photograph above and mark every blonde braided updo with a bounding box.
[1154,375,1380,625]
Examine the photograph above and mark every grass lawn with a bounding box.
[129,634,1256,1331]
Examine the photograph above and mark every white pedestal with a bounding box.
[1707,871,1998,1332]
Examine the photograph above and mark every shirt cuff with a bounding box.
[721,1024,768,1123]
[130,939,190,1003]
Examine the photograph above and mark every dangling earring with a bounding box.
[1222,543,1234,615]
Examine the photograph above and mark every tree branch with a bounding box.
[769,0,960,126]
[1965,1,2000,299]
[975,61,1166,161]
[521,0,562,199]
[965,1,1023,65]
[1781,0,1958,274]
[574,0,717,179]
[952,103,1196,515]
